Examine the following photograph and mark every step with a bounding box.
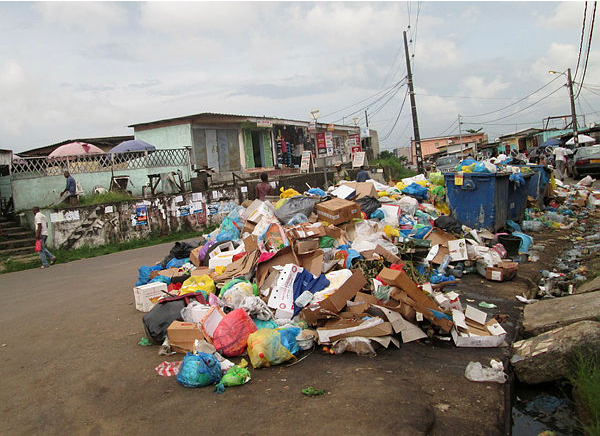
[0,237,37,249]
[0,246,37,257]
[0,230,34,238]
[6,253,39,262]
[0,221,20,230]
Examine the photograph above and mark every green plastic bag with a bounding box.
[319,236,335,248]
[428,172,444,186]
[215,364,251,393]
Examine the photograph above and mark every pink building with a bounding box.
[411,133,487,162]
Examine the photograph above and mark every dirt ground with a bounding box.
[0,227,570,436]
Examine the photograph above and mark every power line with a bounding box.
[574,1,588,81]
[462,74,563,118]
[415,92,562,101]
[380,88,410,141]
[469,85,565,124]
[435,119,459,137]
[575,1,597,99]
[369,84,405,118]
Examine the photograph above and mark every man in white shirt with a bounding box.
[552,145,573,180]
[497,152,508,162]
[33,206,56,268]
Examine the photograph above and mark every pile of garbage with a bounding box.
[131,170,592,391]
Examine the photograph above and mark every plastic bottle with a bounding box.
[545,212,566,224]
[438,254,452,274]
[521,220,544,232]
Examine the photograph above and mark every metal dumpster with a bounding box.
[507,173,533,222]
[514,164,551,208]
[444,172,510,231]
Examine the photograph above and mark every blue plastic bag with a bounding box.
[177,352,222,388]
[307,188,326,196]
[278,327,302,355]
[165,257,189,269]
[509,173,525,186]
[136,264,163,286]
[512,231,533,254]
[402,182,428,200]
[149,275,171,285]
[370,209,385,220]
[287,213,308,225]
[216,207,245,242]
[473,162,490,173]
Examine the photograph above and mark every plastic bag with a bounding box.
[428,172,444,186]
[220,279,258,297]
[464,360,507,383]
[355,196,381,217]
[215,364,251,393]
[35,239,42,252]
[180,301,211,324]
[402,182,428,200]
[220,286,254,310]
[180,275,216,295]
[332,337,376,357]
[240,296,274,321]
[280,187,301,198]
[216,207,245,242]
[196,240,216,264]
[287,213,308,226]
[247,328,296,368]
[384,224,400,238]
[473,162,490,173]
[274,196,316,224]
[212,309,257,357]
[177,352,222,388]
[398,196,419,216]
[278,327,302,355]
[307,188,326,196]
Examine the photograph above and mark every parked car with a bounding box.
[435,155,460,172]
[567,145,600,178]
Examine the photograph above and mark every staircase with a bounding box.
[0,217,38,259]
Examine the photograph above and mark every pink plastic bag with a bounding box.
[35,239,42,252]
[212,309,257,357]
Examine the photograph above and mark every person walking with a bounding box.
[61,170,78,206]
[552,145,573,180]
[356,165,371,182]
[33,206,56,269]
[255,172,274,201]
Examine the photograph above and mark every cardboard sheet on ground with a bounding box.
[317,317,392,343]
[214,250,260,282]
[371,305,427,342]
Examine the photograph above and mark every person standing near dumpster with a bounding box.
[255,172,273,201]
[33,206,56,269]
[61,170,78,206]
[552,145,572,180]
[356,165,371,182]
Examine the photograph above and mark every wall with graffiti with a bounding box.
[43,187,241,250]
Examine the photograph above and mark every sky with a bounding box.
[1,1,599,153]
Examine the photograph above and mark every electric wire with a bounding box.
[574,1,588,81]
[461,74,563,118]
[575,1,596,99]
[380,88,410,141]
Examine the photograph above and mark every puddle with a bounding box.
[512,382,582,435]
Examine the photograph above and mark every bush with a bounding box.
[371,151,417,181]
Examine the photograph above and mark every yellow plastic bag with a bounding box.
[416,180,429,187]
[395,182,407,191]
[377,191,389,197]
[247,329,296,368]
[275,198,288,209]
[384,225,400,238]
[460,163,476,173]
[435,201,450,215]
[279,187,301,199]
[180,274,216,295]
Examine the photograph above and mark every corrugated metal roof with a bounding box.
[128,111,357,129]
[19,135,134,157]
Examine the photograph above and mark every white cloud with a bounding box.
[34,1,126,32]
[543,1,583,29]
[414,37,462,67]
[462,76,510,98]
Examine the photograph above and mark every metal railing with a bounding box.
[11,149,190,179]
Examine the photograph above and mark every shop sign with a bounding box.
[308,120,317,131]
[256,119,273,128]
[352,151,366,168]
[327,124,335,131]
[316,132,327,156]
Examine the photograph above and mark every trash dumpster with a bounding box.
[514,165,551,208]
[507,173,532,222]
[444,172,510,231]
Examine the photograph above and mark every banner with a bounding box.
[316,132,327,156]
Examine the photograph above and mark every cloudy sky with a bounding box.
[1,1,599,153]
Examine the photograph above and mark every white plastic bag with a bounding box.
[398,196,419,217]
[464,360,507,383]
[180,301,211,324]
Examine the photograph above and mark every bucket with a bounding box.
[497,234,521,258]
[296,336,314,351]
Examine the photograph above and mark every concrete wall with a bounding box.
[134,124,193,150]
[36,187,241,250]
[11,164,192,212]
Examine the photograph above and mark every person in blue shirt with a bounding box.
[61,170,78,205]
[356,165,371,182]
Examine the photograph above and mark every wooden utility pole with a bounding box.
[567,68,579,147]
[403,30,423,173]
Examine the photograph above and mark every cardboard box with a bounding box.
[243,199,276,223]
[451,307,507,347]
[255,246,323,287]
[267,263,301,319]
[149,268,182,280]
[167,321,205,353]
[378,268,438,311]
[343,182,377,199]
[133,282,167,312]
[243,234,259,253]
[190,246,203,267]
[199,306,226,341]
[295,238,319,255]
[315,198,362,225]
[486,261,519,281]
[300,269,367,324]
[360,244,402,264]
[448,238,468,261]
[317,318,393,343]
[286,222,327,241]
[242,220,256,235]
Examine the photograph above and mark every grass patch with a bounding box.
[568,348,600,435]
[0,223,220,274]
[51,192,133,210]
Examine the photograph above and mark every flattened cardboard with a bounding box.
[324,225,348,245]
[343,182,377,199]
[354,291,379,305]
[215,250,260,282]
[190,247,203,267]
[316,198,362,225]
[267,263,300,319]
[243,234,259,253]
[331,184,356,200]
[317,318,392,343]
[378,268,438,311]
[191,266,211,276]
[360,245,402,264]
[286,222,326,241]
[448,238,468,261]
[149,268,182,280]
[167,321,205,353]
[256,246,298,287]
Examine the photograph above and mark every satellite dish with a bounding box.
[309,109,321,120]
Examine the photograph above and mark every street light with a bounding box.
[549,69,579,148]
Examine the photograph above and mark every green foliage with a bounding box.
[0,224,220,274]
[568,348,600,435]
[372,151,417,181]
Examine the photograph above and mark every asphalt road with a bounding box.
[0,239,529,436]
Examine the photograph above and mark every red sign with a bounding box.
[316,132,327,156]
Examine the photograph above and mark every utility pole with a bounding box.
[458,114,463,157]
[403,30,424,173]
[567,68,579,147]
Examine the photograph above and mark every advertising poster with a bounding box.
[325,132,334,156]
[135,204,148,226]
[316,132,327,156]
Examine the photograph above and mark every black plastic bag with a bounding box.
[274,196,316,224]
[142,299,185,344]
[355,196,381,217]
[434,216,462,234]
[161,241,200,267]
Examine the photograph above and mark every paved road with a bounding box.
[0,240,518,435]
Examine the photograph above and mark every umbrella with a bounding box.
[566,134,596,145]
[541,138,561,148]
[109,139,156,153]
[48,142,104,157]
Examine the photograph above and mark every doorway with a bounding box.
[251,131,264,167]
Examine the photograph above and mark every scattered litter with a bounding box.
[478,301,497,309]
[302,386,326,396]
[464,359,508,383]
